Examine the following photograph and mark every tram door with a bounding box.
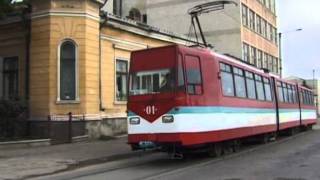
[184,55,203,105]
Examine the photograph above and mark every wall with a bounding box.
[99,25,172,119]
[29,0,101,119]
[0,20,27,101]
[28,0,177,138]
[118,0,242,59]
[241,0,278,58]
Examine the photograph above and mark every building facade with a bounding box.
[113,0,279,74]
[0,0,193,138]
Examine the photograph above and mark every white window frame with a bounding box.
[114,57,129,105]
[56,39,80,104]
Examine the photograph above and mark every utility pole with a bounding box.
[278,28,302,77]
[279,33,282,77]
[313,69,319,116]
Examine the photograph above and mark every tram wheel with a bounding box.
[232,140,241,152]
[208,143,223,157]
[261,134,269,144]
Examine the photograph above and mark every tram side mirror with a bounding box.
[218,72,221,79]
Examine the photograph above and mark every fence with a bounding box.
[0,118,28,140]
[0,112,87,144]
[48,113,86,144]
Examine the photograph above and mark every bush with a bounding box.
[0,100,28,139]
[0,100,27,118]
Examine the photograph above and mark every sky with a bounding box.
[277,0,320,80]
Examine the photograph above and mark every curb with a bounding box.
[0,135,90,150]
[25,149,154,180]
[0,139,51,150]
[72,135,89,143]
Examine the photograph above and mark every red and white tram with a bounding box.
[127,45,317,155]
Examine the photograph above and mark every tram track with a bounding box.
[138,130,313,180]
[32,129,315,180]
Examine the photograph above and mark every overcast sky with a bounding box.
[277,0,320,80]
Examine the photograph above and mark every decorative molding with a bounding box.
[103,13,198,46]
[31,10,100,22]
[101,35,148,50]
[29,112,127,121]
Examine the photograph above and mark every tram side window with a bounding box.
[288,85,293,103]
[292,87,297,103]
[233,67,246,98]
[245,71,256,99]
[220,63,235,96]
[277,82,284,102]
[305,91,309,105]
[302,90,310,105]
[291,85,295,103]
[302,90,306,104]
[263,77,272,101]
[307,91,312,105]
[300,90,303,104]
[283,83,289,103]
[255,74,265,101]
[185,55,202,95]
[309,92,313,105]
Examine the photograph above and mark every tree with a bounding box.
[0,0,29,19]
[0,0,13,19]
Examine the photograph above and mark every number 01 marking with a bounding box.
[145,105,157,115]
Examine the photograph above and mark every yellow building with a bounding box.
[0,0,193,138]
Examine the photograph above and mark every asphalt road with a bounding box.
[34,128,320,180]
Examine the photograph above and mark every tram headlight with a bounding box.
[129,117,140,125]
[162,115,174,123]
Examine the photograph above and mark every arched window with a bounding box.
[59,40,77,101]
[128,8,141,21]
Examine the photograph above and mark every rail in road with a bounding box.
[31,128,318,180]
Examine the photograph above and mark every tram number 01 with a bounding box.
[145,105,157,115]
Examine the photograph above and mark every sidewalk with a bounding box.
[0,136,143,180]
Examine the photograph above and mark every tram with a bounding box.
[127,45,317,156]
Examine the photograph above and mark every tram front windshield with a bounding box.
[129,69,175,95]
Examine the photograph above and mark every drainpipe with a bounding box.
[99,0,108,111]
[22,3,32,116]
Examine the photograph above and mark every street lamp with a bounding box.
[313,69,319,116]
[278,28,303,77]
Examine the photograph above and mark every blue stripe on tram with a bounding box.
[128,107,315,116]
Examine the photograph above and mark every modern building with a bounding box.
[0,0,194,139]
[111,0,279,74]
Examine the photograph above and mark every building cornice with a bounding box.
[31,10,100,22]
[102,13,198,45]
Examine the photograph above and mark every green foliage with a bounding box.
[0,0,29,19]
[0,100,27,118]
[0,100,28,139]
[0,0,14,19]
